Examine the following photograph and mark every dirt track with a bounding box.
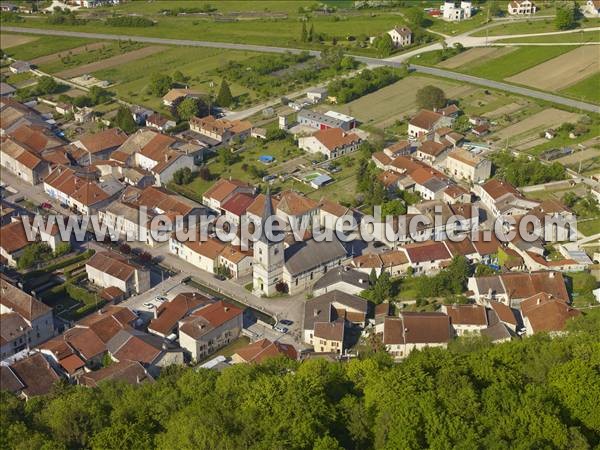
[506,46,600,90]
[56,45,167,79]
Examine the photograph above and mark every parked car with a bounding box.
[156,296,168,303]
[39,202,52,209]
[142,302,155,309]
[273,324,288,333]
[214,274,226,281]
[279,319,293,326]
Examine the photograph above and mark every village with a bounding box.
[0,0,599,404]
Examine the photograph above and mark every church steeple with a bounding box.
[259,187,275,244]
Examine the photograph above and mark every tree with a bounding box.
[381,199,407,216]
[172,167,194,185]
[452,115,471,133]
[215,78,233,107]
[148,73,172,97]
[54,242,71,257]
[198,165,211,180]
[300,22,307,42]
[114,106,137,133]
[177,97,207,120]
[172,70,188,84]
[405,7,426,27]
[373,33,394,57]
[17,243,52,270]
[555,4,577,30]
[35,76,59,95]
[218,147,239,165]
[88,86,112,105]
[308,23,314,42]
[416,85,447,110]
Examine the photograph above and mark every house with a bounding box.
[0,138,50,185]
[443,184,471,204]
[231,338,297,364]
[218,245,254,278]
[169,237,226,274]
[44,166,123,215]
[441,304,488,336]
[9,61,31,74]
[275,190,320,228]
[0,82,16,98]
[0,218,65,267]
[318,197,357,230]
[189,115,252,144]
[384,140,413,158]
[145,113,176,132]
[133,133,196,186]
[387,26,412,47]
[488,301,518,332]
[202,178,254,211]
[73,128,128,162]
[1,280,54,360]
[162,88,200,107]
[408,109,453,138]
[303,290,369,353]
[508,0,536,15]
[2,353,61,399]
[584,0,600,17]
[39,338,86,379]
[474,179,538,218]
[1,98,50,136]
[106,329,184,376]
[297,109,356,131]
[312,266,370,297]
[402,240,452,274]
[306,87,328,103]
[130,105,154,125]
[467,271,569,307]
[86,251,151,297]
[520,293,580,334]
[298,127,362,159]
[220,192,256,226]
[351,250,409,277]
[445,148,492,183]
[416,140,452,166]
[441,0,472,21]
[148,292,211,338]
[481,308,513,343]
[79,360,154,387]
[382,312,452,360]
[178,300,244,362]
[74,106,94,123]
[471,123,490,137]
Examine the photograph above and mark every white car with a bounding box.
[143,302,155,309]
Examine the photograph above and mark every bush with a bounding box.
[105,16,154,27]
[328,66,406,104]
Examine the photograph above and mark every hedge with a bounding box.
[24,249,95,280]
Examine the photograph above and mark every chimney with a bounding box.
[487,288,493,299]
[153,308,159,319]
[314,309,320,317]
[136,375,140,384]
[549,272,555,278]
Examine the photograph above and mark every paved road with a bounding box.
[4,26,599,114]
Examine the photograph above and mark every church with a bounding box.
[252,191,350,296]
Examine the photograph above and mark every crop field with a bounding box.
[3,35,93,61]
[483,100,529,118]
[56,45,167,79]
[437,47,516,69]
[491,108,581,141]
[325,75,475,129]
[505,46,599,91]
[0,33,38,49]
[560,72,600,105]
[31,42,109,66]
[92,46,258,111]
[458,46,575,80]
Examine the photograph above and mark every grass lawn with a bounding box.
[496,29,600,43]
[38,40,145,74]
[560,73,600,105]
[565,271,598,307]
[577,218,600,237]
[92,46,258,112]
[3,35,93,61]
[458,45,575,80]
[472,17,600,37]
[198,336,251,363]
[427,9,491,36]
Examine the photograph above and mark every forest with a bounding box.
[2,310,599,450]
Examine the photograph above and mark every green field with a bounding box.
[13,12,411,55]
[496,30,600,43]
[472,17,600,37]
[561,73,600,105]
[577,218,600,238]
[92,46,258,112]
[3,35,93,60]
[458,45,575,80]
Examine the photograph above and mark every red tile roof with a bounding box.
[221,192,255,217]
[191,300,243,328]
[402,241,452,263]
[233,338,297,363]
[78,128,127,154]
[312,127,361,152]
